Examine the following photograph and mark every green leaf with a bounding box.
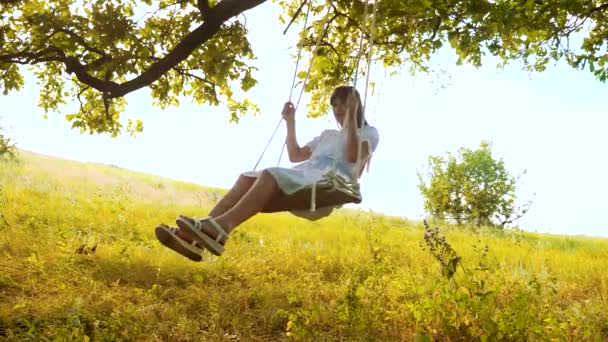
[1,0,607,136]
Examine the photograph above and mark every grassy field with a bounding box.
[1,150,607,341]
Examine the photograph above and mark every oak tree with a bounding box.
[1,0,607,136]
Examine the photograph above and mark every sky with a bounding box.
[1,3,607,237]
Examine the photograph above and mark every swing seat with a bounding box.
[261,170,362,215]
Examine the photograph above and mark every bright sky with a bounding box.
[1,3,607,237]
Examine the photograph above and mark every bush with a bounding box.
[417,141,531,228]
[0,125,16,161]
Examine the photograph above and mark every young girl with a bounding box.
[156,86,380,261]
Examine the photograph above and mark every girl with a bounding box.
[156,86,379,261]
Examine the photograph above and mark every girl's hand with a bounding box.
[345,92,358,111]
[345,93,359,125]
[282,101,295,123]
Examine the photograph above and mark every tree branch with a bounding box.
[76,86,90,116]
[315,13,338,45]
[586,2,608,16]
[173,66,216,86]
[61,54,117,92]
[302,40,341,58]
[104,0,267,98]
[283,0,308,35]
[197,0,211,20]
[84,55,111,71]
[330,2,370,39]
[0,48,63,64]
[423,16,442,44]
[135,0,183,24]
[173,66,219,103]
[52,28,106,57]
[0,0,21,6]
[9,0,267,99]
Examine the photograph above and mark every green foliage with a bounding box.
[418,141,531,227]
[2,0,608,135]
[420,220,462,279]
[0,126,16,161]
[0,0,260,136]
[414,221,582,340]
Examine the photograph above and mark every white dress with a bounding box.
[243,125,380,219]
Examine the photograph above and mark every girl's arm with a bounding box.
[344,96,362,164]
[347,121,371,179]
[356,142,371,177]
[286,119,312,162]
[282,102,312,163]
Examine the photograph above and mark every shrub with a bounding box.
[417,141,531,228]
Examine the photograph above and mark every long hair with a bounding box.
[330,86,369,128]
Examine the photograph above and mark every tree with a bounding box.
[417,141,532,228]
[0,126,16,160]
[1,0,607,136]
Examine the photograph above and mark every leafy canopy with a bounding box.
[417,141,532,228]
[1,0,607,136]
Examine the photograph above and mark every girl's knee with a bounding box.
[259,170,278,187]
[237,173,256,187]
[259,169,272,178]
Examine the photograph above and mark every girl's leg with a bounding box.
[183,170,308,244]
[207,174,256,217]
[214,170,282,234]
[180,171,306,250]
[175,173,254,243]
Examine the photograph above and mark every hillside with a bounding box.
[1,150,607,341]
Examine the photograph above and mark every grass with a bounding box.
[1,150,607,341]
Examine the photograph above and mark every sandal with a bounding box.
[176,215,229,256]
[155,224,204,262]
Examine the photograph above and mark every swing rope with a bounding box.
[309,0,378,212]
[362,0,378,117]
[252,0,312,172]
[276,4,334,169]
[252,1,332,171]
[352,0,371,92]
[253,0,378,192]
[359,0,378,174]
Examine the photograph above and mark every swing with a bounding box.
[253,0,379,220]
